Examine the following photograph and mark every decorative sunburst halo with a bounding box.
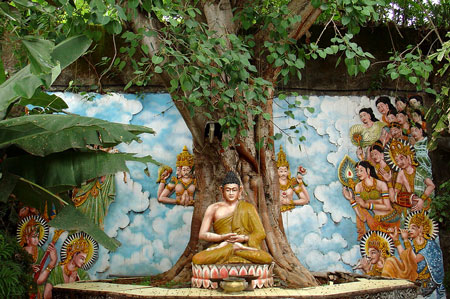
[338,155,359,190]
[60,232,98,270]
[360,230,395,258]
[16,215,49,247]
[384,138,415,172]
[405,211,438,240]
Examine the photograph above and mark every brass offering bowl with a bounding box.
[219,277,248,293]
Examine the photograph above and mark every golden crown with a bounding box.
[276,145,290,169]
[389,139,417,166]
[62,235,90,265]
[366,233,391,259]
[408,211,432,239]
[176,146,194,167]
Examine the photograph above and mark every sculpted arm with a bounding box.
[198,204,235,242]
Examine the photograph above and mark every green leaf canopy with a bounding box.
[0,114,155,156]
[3,151,158,192]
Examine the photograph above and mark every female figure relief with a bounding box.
[342,161,400,239]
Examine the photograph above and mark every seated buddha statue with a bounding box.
[192,171,272,265]
[158,146,196,206]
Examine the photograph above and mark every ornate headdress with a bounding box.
[360,231,394,259]
[60,232,98,269]
[17,215,49,247]
[405,211,438,240]
[384,138,417,171]
[176,146,194,168]
[276,145,290,169]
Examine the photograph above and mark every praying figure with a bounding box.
[158,146,196,206]
[276,145,310,212]
[192,171,272,265]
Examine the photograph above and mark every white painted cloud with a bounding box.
[314,181,355,223]
[341,245,361,267]
[103,172,150,237]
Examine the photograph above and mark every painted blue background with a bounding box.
[46,92,386,279]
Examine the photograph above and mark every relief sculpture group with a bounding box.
[339,95,445,298]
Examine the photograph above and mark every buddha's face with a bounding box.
[387,114,397,123]
[396,100,406,112]
[396,113,407,125]
[370,149,383,163]
[368,247,381,264]
[221,183,241,203]
[394,154,409,169]
[408,224,422,239]
[278,166,289,180]
[359,112,371,125]
[411,127,423,141]
[356,165,369,180]
[73,252,87,268]
[376,102,389,115]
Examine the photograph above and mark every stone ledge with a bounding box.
[53,277,418,298]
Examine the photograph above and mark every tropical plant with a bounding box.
[0,230,34,298]
[1,0,449,289]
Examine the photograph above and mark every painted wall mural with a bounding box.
[16,93,445,298]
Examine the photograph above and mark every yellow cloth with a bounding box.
[192,201,272,265]
[382,247,418,281]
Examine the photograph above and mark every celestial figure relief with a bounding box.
[276,145,310,212]
[43,232,98,299]
[341,161,400,240]
[157,146,196,206]
[192,171,272,265]
[340,96,445,298]
[71,174,115,230]
[350,107,387,159]
[17,215,54,299]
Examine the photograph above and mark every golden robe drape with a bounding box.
[192,201,272,264]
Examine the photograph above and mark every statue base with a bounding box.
[191,263,274,289]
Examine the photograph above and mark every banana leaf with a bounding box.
[0,35,91,118]
[3,150,159,192]
[49,205,121,251]
[0,114,155,156]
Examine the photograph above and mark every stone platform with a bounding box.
[53,277,418,298]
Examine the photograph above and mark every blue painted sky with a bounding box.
[51,92,385,278]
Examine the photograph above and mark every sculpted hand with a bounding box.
[379,168,392,182]
[411,196,424,212]
[356,147,365,160]
[388,227,399,242]
[47,243,58,267]
[400,229,409,240]
[228,234,247,243]
[342,187,353,201]
[221,233,237,242]
[32,264,40,273]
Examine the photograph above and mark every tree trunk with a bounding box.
[128,0,321,288]
[155,92,317,287]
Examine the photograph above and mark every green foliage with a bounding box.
[0,114,155,156]
[429,179,450,231]
[0,230,34,298]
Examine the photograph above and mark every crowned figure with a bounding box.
[276,145,310,212]
[157,146,196,206]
